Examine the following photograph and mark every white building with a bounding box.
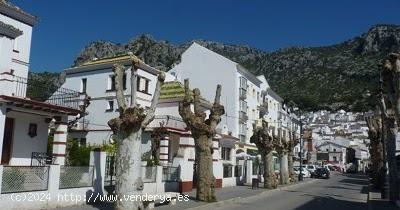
[0,1,83,166]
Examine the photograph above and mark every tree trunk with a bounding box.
[279,152,289,185]
[385,117,399,201]
[195,134,216,201]
[288,152,296,183]
[115,130,143,210]
[178,79,224,202]
[108,59,165,209]
[263,152,277,189]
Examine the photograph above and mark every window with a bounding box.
[239,100,247,112]
[333,148,337,152]
[106,100,114,112]
[79,138,87,146]
[81,78,87,93]
[221,147,231,160]
[326,149,329,152]
[234,165,242,177]
[239,77,247,89]
[223,164,233,178]
[333,156,337,162]
[108,75,116,91]
[13,38,19,52]
[108,74,126,91]
[137,76,150,94]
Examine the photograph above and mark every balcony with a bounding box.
[239,88,247,100]
[239,111,248,123]
[10,75,81,110]
[72,119,90,130]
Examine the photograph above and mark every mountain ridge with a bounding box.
[39,24,400,111]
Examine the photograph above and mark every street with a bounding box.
[212,173,368,210]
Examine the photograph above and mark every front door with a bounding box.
[1,118,14,165]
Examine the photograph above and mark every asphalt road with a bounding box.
[212,173,369,210]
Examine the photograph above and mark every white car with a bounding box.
[306,165,317,174]
[294,167,310,178]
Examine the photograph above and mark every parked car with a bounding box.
[312,168,330,179]
[306,165,317,174]
[294,167,310,178]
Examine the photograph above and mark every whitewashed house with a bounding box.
[0,2,103,209]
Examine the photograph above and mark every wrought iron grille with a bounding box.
[1,166,49,194]
[13,75,81,110]
[142,166,156,183]
[104,156,116,186]
[162,166,180,182]
[59,166,94,189]
[31,152,54,166]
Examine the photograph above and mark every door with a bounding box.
[1,118,14,165]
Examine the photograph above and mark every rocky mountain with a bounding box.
[60,24,400,111]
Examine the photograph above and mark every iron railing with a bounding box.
[13,75,81,110]
[59,166,94,189]
[162,166,180,182]
[30,152,54,166]
[1,166,49,194]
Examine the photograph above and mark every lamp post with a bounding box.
[299,118,304,181]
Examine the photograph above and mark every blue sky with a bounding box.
[14,0,400,72]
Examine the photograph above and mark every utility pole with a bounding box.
[299,118,304,181]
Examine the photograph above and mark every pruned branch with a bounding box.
[113,63,127,113]
[142,72,166,128]
[130,58,139,107]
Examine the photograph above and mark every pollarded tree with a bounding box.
[365,111,384,189]
[150,122,169,164]
[178,79,225,202]
[380,53,400,201]
[250,120,278,189]
[287,132,299,183]
[274,132,290,185]
[108,57,165,210]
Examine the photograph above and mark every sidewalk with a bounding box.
[367,183,399,210]
[52,178,316,210]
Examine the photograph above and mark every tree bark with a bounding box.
[366,113,384,189]
[262,152,277,189]
[381,53,400,201]
[108,58,165,210]
[195,134,216,201]
[250,121,277,189]
[178,79,224,202]
[279,152,289,184]
[385,117,399,201]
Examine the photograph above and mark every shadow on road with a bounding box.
[293,195,367,210]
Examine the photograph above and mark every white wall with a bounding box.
[169,43,238,137]
[0,13,33,78]
[62,66,158,145]
[7,111,49,165]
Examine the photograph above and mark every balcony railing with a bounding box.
[239,88,247,100]
[13,75,81,110]
[239,111,248,123]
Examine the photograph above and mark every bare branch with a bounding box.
[131,58,140,107]
[113,63,127,112]
[141,72,166,128]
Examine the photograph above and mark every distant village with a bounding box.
[302,110,370,172]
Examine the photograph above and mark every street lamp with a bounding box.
[299,116,304,181]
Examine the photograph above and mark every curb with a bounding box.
[186,178,320,210]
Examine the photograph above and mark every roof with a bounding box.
[64,54,160,76]
[266,88,283,102]
[0,20,22,38]
[159,81,211,107]
[0,95,81,115]
[0,1,37,26]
